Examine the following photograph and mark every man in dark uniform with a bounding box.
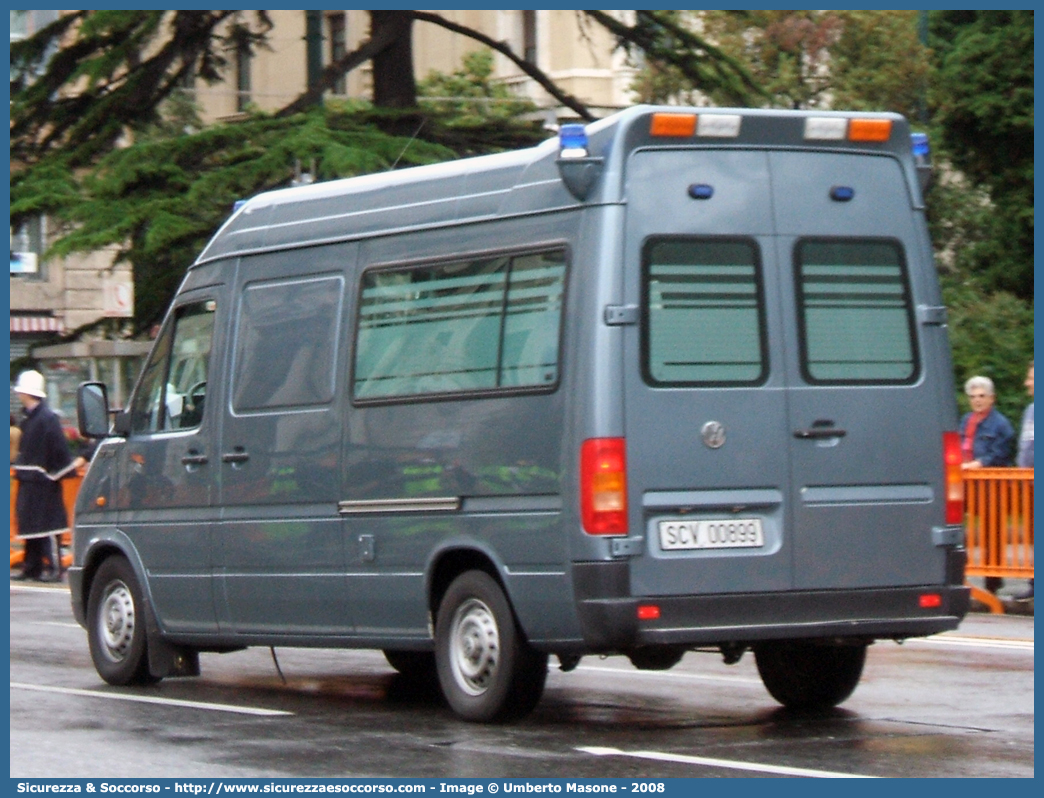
[12,370,75,582]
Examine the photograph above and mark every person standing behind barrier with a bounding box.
[960,375,1015,593]
[11,370,76,582]
[960,376,1015,469]
[1014,362,1033,601]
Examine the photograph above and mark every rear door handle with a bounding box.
[794,428,847,440]
[181,453,209,466]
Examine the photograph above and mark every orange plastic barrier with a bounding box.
[9,469,81,572]
[964,467,1034,612]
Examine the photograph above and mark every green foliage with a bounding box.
[692,10,928,115]
[588,10,764,107]
[418,50,536,124]
[12,106,459,328]
[929,10,1034,301]
[943,279,1034,423]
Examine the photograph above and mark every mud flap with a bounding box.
[143,595,200,678]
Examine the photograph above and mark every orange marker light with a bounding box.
[848,119,892,142]
[96,496,106,507]
[650,113,697,138]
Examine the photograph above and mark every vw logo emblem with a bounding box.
[701,421,726,449]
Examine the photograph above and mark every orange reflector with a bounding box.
[848,119,892,142]
[650,113,697,138]
[919,593,942,609]
[95,496,106,507]
[637,604,661,620]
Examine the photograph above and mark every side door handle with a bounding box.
[181,451,209,469]
[221,448,250,464]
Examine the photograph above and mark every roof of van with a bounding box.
[195,105,916,266]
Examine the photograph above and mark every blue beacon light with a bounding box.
[558,123,589,158]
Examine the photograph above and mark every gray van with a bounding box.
[73,105,969,722]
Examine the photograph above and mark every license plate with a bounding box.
[658,518,764,550]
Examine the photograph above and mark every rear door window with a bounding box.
[642,237,767,386]
[794,239,918,384]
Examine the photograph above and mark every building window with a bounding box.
[10,216,46,280]
[327,12,347,95]
[235,41,251,111]
[522,10,537,64]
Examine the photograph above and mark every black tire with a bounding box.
[434,570,548,722]
[86,556,159,686]
[383,649,437,681]
[754,640,866,710]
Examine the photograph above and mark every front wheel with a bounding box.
[754,640,866,710]
[86,556,159,686]
[435,570,547,722]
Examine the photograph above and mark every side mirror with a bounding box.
[77,381,111,439]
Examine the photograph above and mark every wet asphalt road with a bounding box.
[10,582,1034,779]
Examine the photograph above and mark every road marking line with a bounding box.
[10,682,292,716]
[578,746,878,778]
[909,635,1033,652]
[10,584,69,593]
[41,621,82,629]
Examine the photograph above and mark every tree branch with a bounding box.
[410,11,595,121]
[275,19,402,117]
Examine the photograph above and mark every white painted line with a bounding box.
[578,746,878,779]
[10,682,292,716]
[574,664,762,686]
[10,584,69,594]
[906,635,1033,652]
[41,621,82,629]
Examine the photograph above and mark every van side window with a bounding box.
[642,238,766,386]
[353,249,566,401]
[231,275,344,411]
[129,300,216,434]
[795,239,917,384]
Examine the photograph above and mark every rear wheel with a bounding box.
[435,570,547,722]
[86,556,159,686]
[754,640,866,710]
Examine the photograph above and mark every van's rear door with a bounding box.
[770,151,944,589]
[623,150,793,596]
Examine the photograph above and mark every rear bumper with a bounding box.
[573,561,970,651]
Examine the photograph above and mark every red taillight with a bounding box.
[637,604,661,620]
[580,437,628,535]
[943,431,964,524]
[919,593,942,609]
